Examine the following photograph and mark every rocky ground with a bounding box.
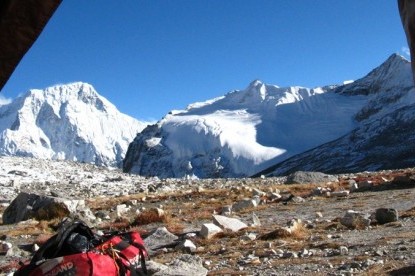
[0,156,415,275]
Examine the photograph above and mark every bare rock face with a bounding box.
[285,171,338,184]
[2,192,95,224]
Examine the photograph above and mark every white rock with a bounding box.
[327,190,350,197]
[116,204,130,217]
[339,246,349,255]
[213,215,248,232]
[176,239,197,253]
[200,223,223,239]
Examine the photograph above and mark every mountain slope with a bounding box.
[124,54,414,178]
[0,82,147,166]
[256,54,415,176]
[255,104,415,176]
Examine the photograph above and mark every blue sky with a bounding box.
[0,0,409,121]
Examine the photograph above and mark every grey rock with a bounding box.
[144,227,178,256]
[220,205,232,216]
[95,210,110,220]
[285,171,338,184]
[145,261,169,275]
[327,190,350,197]
[357,180,373,190]
[340,210,371,229]
[3,192,95,224]
[375,208,399,224]
[292,196,305,203]
[282,251,298,258]
[232,198,257,212]
[251,212,261,227]
[348,180,359,192]
[153,254,208,276]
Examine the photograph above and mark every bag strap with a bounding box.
[107,233,148,275]
[31,219,95,264]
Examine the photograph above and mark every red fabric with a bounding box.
[26,253,118,275]
[17,231,148,276]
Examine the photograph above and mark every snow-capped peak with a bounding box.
[123,54,415,179]
[0,82,148,167]
[336,54,412,95]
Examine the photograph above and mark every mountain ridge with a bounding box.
[0,82,147,167]
[124,54,415,178]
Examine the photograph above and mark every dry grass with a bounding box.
[104,217,131,230]
[208,269,250,275]
[365,259,412,275]
[259,222,309,241]
[34,203,70,221]
[400,206,415,218]
[133,209,168,226]
[0,219,60,237]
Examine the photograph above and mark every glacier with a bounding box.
[124,54,415,178]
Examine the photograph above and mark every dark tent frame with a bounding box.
[0,0,61,91]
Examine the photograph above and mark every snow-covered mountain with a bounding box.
[256,54,415,176]
[124,54,415,178]
[0,82,147,167]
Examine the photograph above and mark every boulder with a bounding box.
[356,180,373,191]
[2,192,95,224]
[340,210,371,229]
[285,171,338,184]
[144,227,178,256]
[375,208,399,224]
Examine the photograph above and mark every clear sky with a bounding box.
[0,0,409,121]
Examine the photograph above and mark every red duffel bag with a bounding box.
[15,219,148,276]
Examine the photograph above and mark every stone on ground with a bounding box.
[375,208,399,224]
[232,198,257,212]
[213,215,248,232]
[200,223,223,239]
[143,227,178,256]
[153,254,208,276]
[340,210,371,229]
[285,171,338,184]
[2,192,95,224]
